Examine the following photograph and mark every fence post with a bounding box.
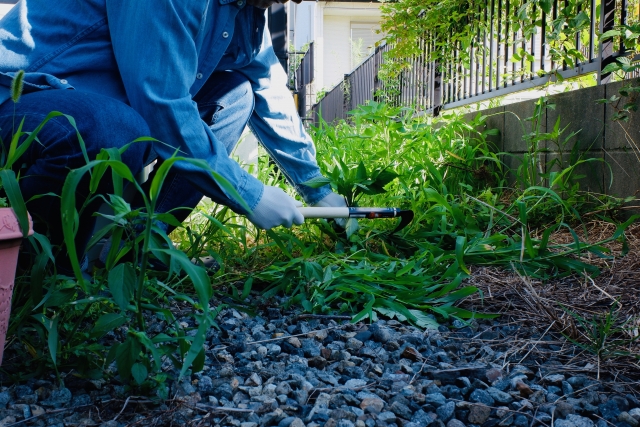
[598,0,615,84]
[433,62,442,116]
[343,74,350,122]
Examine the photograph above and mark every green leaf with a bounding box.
[131,363,148,385]
[192,347,206,373]
[179,321,209,380]
[242,277,253,300]
[156,249,212,312]
[539,0,551,14]
[108,264,137,312]
[302,175,332,188]
[61,159,137,282]
[149,157,249,212]
[345,217,359,238]
[601,63,622,74]
[116,335,141,382]
[0,170,29,236]
[92,313,128,339]
[356,161,368,180]
[455,236,470,275]
[408,309,440,329]
[599,29,621,41]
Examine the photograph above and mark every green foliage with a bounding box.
[380,0,610,84]
[5,94,637,392]
[246,100,629,326]
[596,79,640,123]
[600,23,640,79]
[561,301,640,361]
[5,122,244,393]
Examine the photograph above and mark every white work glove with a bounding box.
[247,185,305,230]
[313,191,348,228]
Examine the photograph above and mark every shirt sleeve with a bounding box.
[239,24,330,206]
[105,0,263,213]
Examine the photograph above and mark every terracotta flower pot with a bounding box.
[0,207,33,365]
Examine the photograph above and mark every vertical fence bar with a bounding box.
[504,0,509,87]
[530,4,536,78]
[474,4,480,96]
[574,3,581,66]
[489,0,495,91]
[518,0,524,83]
[511,0,524,85]
[497,0,502,89]
[541,9,546,73]
[483,1,488,92]
[589,0,596,61]
[598,0,616,83]
[620,0,628,55]
[551,0,558,69]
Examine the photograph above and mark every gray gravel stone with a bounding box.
[344,379,367,389]
[600,400,621,421]
[370,325,393,343]
[424,393,447,407]
[360,397,385,414]
[411,409,433,425]
[197,375,214,394]
[567,414,596,427]
[555,419,576,427]
[436,401,455,423]
[389,401,412,420]
[562,381,575,397]
[301,340,321,358]
[620,412,640,427]
[469,389,495,407]
[245,373,262,387]
[513,414,529,427]
[468,404,492,424]
[0,393,10,409]
[447,419,466,427]
[556,401,576,419]
[544,374,565,384]
[40,388,72,408]
[377,411,397,423]
[567,376,587,389]
[0,308,632,427]
[486,387,513,404]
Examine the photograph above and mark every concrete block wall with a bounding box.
[462,79,640,200]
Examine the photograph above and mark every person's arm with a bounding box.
[239,24,332,206]
[105,0,263,214]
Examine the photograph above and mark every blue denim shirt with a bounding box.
[0,0,330,213]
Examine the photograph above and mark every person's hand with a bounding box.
[313,191,348,228]
[247,185,305,229]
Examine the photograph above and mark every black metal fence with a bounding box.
[291,42,315,119]
[310,0,634,123]
[310,44,392,126]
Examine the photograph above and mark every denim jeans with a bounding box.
[0,90,152,270]
[152,70,256,227]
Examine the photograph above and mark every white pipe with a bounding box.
[298,207,350,218]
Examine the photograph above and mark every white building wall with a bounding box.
[322,15,352,92]
[0,4,14,19]
[288,1,316,51]
[314,2,382,92]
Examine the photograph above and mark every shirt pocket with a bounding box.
[1,71,73,95]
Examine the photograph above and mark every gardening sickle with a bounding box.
[298,207,414,234]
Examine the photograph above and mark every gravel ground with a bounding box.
[0,292,638,427]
